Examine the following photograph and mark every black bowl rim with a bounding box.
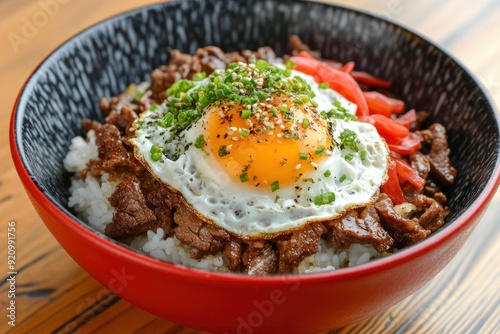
[10,0,500,282]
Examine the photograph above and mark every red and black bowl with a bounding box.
[10,0,500,332]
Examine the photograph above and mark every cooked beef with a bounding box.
[276,223,327,273]
[289,34,321,59]
[326,206,393,253]
[105,106,138,136]
[149,46,282,103]
[174,205,230,257]
[105,176,158,239]
[242,241,278,275]
[404,188,447,233]
[427,123,457,186]
[81,120,146,178]
[224,239,244,271]
[411,110,430,131]
[410,151,431,180]
[374,194,430,247]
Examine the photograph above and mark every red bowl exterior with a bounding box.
[11,123,498,332]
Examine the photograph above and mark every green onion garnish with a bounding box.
[339,174,347,182]
[299,152,308,160]
[218,145,228,157]
[285,59,296,69]
[314,192,335,205]
[360,150,367,160]
[241,128,250,138]
[302,118,310,129]
[150,145,163,161]
[315,145,326,156]
[345,153,354,161]
[194,135,206,149]
[271,181,280,192]
[324,170,331,177]
[241,109,251,119]
[319,82,329,89]
[240,173,249,182]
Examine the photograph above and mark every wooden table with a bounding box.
[1,0,499,333]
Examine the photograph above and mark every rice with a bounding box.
[64,132,383,273]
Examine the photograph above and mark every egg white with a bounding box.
[131,68,389,238]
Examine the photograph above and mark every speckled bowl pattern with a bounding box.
[11,0,500,332]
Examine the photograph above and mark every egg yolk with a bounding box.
[204,94,331,190]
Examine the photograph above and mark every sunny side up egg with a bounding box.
[131,60,389,239]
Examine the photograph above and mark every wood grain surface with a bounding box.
[1,0,499,333]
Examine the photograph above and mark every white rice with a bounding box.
[64,132,383,273]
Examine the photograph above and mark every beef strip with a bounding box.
[403,188,447,233]
[105,176,158,239]
[224,239,244,272]
[174,205,230,258]
[418,123,457,186]
[276,223,327,273]
[81,120,146,178]
[410,151,431,180]
[374,194,430,247]
[105,106,138,137]
[326,206,394,253]
[242,241,278,275]
[289,35,321,59]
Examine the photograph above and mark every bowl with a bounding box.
[10,0,500,332]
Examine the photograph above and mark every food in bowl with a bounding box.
[63,36,456,275]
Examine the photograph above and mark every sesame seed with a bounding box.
[226,144,233,151]
[231,137,239,141]
[310,162,318,168]
[277,133,282,138]
[295,164,301,170]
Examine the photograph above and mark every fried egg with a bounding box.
[131,61,389,238]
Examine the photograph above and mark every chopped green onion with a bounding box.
[150,145,163,161]
[269,107,278,117]
[283,133,299,140]
[240,173,250,182]
[314,192,335,205]
[319,82,329,89]
[136,91,145,99]
[302,118,310,129]
[293,98,303,104]
[339,174,347,182]
[280,106,290,113]
[194,134,206,149]
[240,109,251,119]
[241,128,250,138]
[324,170,331,177]
[193,72,207,81]
[315,145,326,156]
[339,129,359,152]
[218,145,228,157]
[360,150,367,160]
[285,59,296,69]
[299,152,308,160]
[345,153,354,161]
[271,181,280,192]
[150,103,159,111]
